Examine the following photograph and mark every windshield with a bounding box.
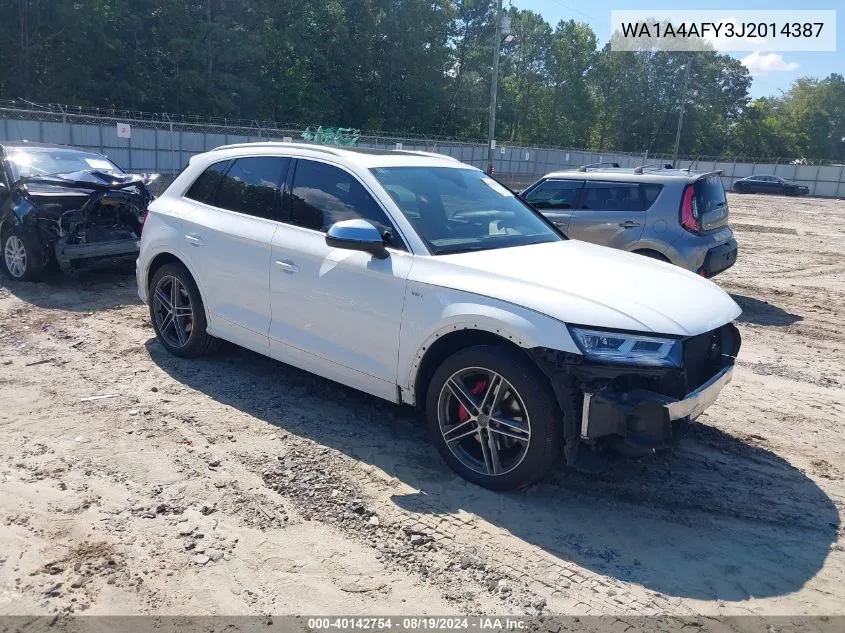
[6,148,124,181]
[370,166,562,254]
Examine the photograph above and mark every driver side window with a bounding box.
[523,179,584,210]
[289,160,405,250]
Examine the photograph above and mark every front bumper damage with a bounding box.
[581,363,733,451]
[531,322,741,459]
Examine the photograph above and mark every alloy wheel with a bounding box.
[4,235,27,278]
[437,367,532,476]
[152,275,194,348]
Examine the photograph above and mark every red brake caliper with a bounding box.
[457,380,487,422]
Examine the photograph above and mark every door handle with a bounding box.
[618,221,641,228]
[185,234,204,246]
[275,259,299,274]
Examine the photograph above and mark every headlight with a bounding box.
[568,327,682,367]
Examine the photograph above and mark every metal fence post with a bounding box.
[58,105,69,145]
[154,118,159,173]
[163,113,175,173]
[839,164,845,198]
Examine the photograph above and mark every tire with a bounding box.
[1,227,44,282]
[425,344,563,490]
[149,262,219,357]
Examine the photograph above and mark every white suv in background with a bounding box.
[137,143,742,489]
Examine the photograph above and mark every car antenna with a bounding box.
[686,155,700,171]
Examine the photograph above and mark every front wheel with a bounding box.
[2,229,44,281]
[425,344,563,490]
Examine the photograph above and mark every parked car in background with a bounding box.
[733,175,809,196]
[519,163,738,278]
[138,143,742,490]
[0,142,157,281]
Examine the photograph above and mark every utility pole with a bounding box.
[486,0,504,176]
[672,58,692,168]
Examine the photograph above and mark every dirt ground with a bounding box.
[1,192,843,619]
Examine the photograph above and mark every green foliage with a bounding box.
[0,0,841,161]
[301,126,360,146]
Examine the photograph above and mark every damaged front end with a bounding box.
[531,322,741,459]
[7,170,156,272]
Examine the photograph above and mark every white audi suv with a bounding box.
[137,143,742,489]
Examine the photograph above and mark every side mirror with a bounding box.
[325,219,389,259]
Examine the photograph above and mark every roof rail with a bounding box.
[632,163,675,174]
[577,161,621,172]
[210,141,346,156]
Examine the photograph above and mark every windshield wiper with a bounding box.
[434,244,490,255]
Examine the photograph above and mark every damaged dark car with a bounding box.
[0,142,156,281]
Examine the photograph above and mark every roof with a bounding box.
[204,142,466,169]
[542,165,723,183]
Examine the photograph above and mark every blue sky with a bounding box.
[515,0,842,98]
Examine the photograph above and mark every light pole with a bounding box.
[672,57,692,168]
[486,0,505,176]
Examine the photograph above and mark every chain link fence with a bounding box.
[2,100,844,197]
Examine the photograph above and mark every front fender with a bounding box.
[397,283,580,399]
[0,197,49,263]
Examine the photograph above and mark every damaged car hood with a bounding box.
[17,170,156,193]
[411,240,742,337]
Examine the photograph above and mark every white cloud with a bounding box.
[741,52,799,74]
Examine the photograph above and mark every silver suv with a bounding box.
[520,163,738,278]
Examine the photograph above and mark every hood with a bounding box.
[410,240,742,337]
[18,170,150,194]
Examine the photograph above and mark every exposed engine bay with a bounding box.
[8,170,156,271]
[52,189,144,246]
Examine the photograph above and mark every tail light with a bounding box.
[680,184,701,233]
[139,209,149,234]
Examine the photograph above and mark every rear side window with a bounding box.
[215,157,289,219]
[184,160,229,204]
[694,176,726,214]
[580,182,645,212]
[523,180,584,210]
[641,184,663,208]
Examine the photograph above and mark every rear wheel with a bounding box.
[2,228,44,282]
[149,262,219,357]
[426,344,563,490]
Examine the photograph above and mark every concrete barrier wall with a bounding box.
[3,114,843,198]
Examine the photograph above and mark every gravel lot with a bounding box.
[1,192,843,618]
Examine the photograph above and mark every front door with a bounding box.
[268,158,412,400]
[566,180,646,249]
[521,178,585,234]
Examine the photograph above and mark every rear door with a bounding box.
[180,156,289,354]
[521,179,584,233]
[566,181,646,248]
